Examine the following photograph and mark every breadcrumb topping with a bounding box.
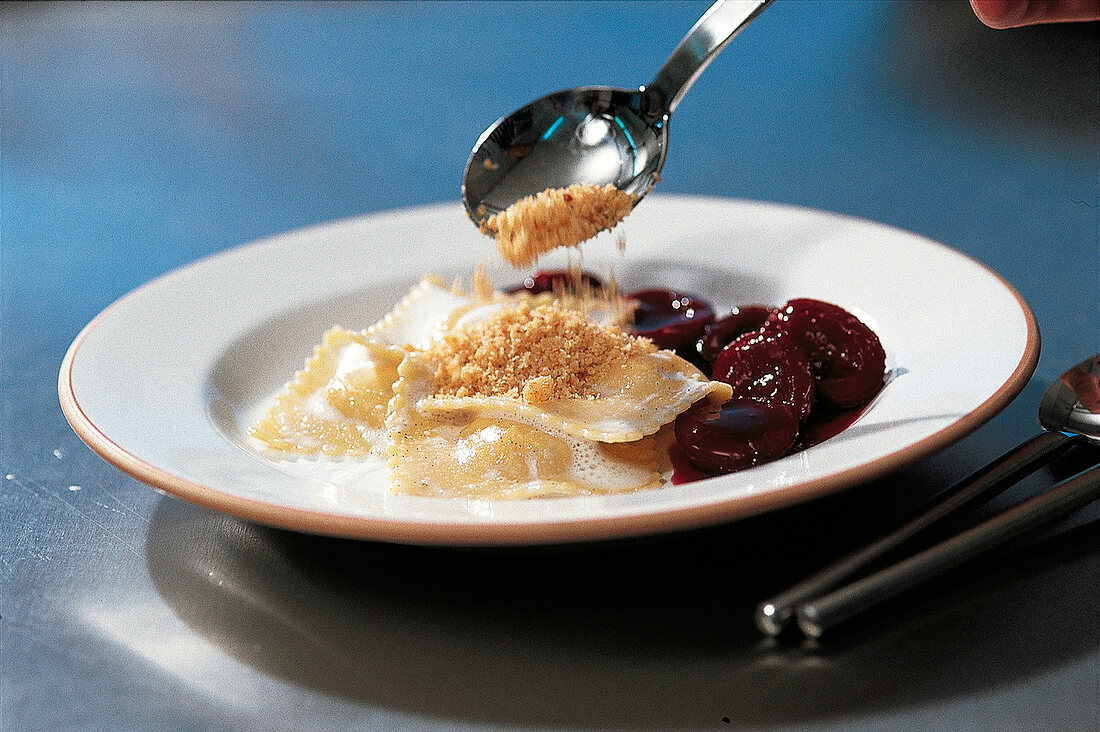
[481,183,637,267]
[429,301,655,403]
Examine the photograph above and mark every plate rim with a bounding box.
[58,197,1041,546]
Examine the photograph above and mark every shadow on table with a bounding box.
[146,390,1099,730]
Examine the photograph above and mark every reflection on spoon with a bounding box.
[1058,354,1100,413]
[461,0,774,226]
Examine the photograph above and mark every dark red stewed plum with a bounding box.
[765,298,886,408]
[696,305,773,364]
[675,398,800,474]
[505,273,886,481]
[711,329,815,423]
[505,270,603,295]
[675,298,884,477]
[626,289,715,351]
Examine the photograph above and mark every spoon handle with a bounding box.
[795,463,1100,638]
[754,429,1076,636]
[644,0,773,120]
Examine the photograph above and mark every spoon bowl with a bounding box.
[462,0,773,225]
[1039,354,1100,441]
[462,87,663,222]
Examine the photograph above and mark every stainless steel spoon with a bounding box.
[756,353,1100,638]
[461,0,773,224]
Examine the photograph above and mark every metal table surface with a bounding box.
[2,2,1097,730]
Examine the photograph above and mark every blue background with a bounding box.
[4,1,1096,376]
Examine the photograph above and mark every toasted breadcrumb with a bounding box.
[481,183,636,267]
[470,263,494,301]
[429,301,655,403]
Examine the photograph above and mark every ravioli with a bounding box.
[249,327,406,457]
[386,398,664,499]
[418,349,732,443]
[251,275,733,500]
[365,275,480,349]
[383,301,730,498]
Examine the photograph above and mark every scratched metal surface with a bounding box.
[2,2,1097,730]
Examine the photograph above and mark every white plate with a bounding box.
[59,196,1038,545]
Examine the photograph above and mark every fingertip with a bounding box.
[970,0,1031,28]
[971,0,1100,28]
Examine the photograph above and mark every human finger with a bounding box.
[970,0,1100,28]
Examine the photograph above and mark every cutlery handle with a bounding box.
[795,464,1100,638]
[755,429,1076,636]
[643,0,773,120]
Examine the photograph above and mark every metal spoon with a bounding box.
[756,353,1100,638]
[461,0,773,224]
